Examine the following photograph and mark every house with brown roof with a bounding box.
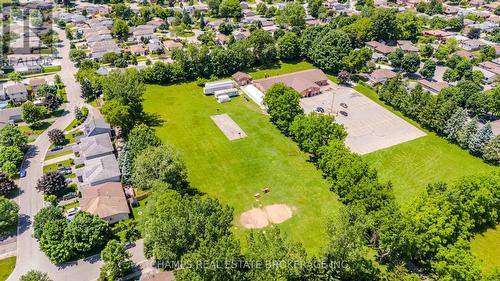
[419,79,448,95]
[29,77,46,94]
[454,50,475,60]
[80,182,130,224]
[163,40,183,51]
[129,44,146,56]
[423,30,451,41]
[254,69,328,97]
[367,69,397,85]
[232,71,252,86]
[366,41,396,55]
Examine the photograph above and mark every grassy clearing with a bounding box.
[248,61,317,80]
[364,135,498,205]
[356,83,499,205]
[44,149,73,161]
[18,121,54,138]
[43,159,74,173]
[471,226,500,273]
[0,256,15,281]
[143,80,342,254]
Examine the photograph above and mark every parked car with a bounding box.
[51,146,63,152]
[57,166,71,172]
[314,106,325,113]
[66,207,80,217]
[340,103,348,108]
[124,241,136,249]
[339,111,348,116]
[19,169,26,178]
[62,193,77,201]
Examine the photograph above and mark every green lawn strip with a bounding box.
[143,81,343,254]
[44,149,73,161]
[0,256,16,281]
[63,201,80,212]
[18,121,54,138]
[42,65,62,73]
[64,118,81,131]
[43,159,74,173]
[471,226,500,273]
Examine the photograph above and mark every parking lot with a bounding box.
[300,84,426,155]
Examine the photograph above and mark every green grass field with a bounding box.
[355,83,499,205]
[355,82,499,272]
[0,256,15,281]
[471,226,500,273]
[364,135,498,205]
[143,80,342,253]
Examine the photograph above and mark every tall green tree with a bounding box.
[132,144,188,190]
[34,206,65,240]
[143,190,233,262]
[263,83,304,135]
[276,32,300,61]
[112,18,130,40]
[275,2,306,28]
[246,227,308,280]
[21,101,47,127]
[401,53,421,74]
[100,240,134,281]
[175,236,244,280]
[309,29,352,73]
[371,8,398,41]
[419,59,436,80]
[219,0,241,18]
[289,113,347,156]
[0,125,27,150]
[468,123,493,155]
[444,108,467,142]
[0,196,18,236]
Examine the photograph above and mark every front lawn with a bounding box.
[44,149,73,161]
[43,159,74,173]
[0,256,15,281]
[18,121,54,138]
[143,80,342,254]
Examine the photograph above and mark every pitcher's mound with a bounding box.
[240,204,293,229]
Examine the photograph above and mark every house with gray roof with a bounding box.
[4,84,28,103]
[76,154,120,189]
[76,134,114,160]
[83,117,112,137]
[0,107,22,128]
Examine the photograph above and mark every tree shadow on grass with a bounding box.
[141,112,164,128]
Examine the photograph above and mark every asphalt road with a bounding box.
[7,27,149,281]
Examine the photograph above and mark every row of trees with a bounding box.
[0,125,27,178]
[379,76,498,164]
[34,206,112,264]
[261,82,500,279]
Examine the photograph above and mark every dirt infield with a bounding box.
[240,204,294,229]
[211,113,248,141]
